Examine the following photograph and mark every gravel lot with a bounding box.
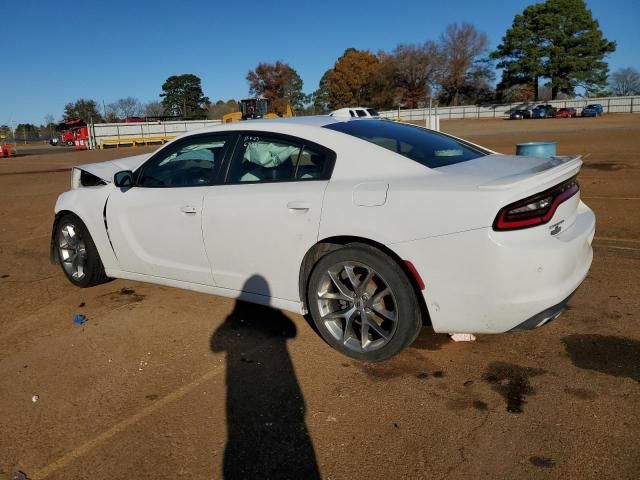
[0,115,638,479]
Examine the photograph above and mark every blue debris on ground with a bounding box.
[73,314,88,325]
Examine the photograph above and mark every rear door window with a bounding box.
[227,133,335,183]
[325,120,488,168]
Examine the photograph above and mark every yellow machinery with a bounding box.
[222,98,293,123]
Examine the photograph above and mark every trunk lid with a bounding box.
[438,153,583,232]
[437,153,582,191]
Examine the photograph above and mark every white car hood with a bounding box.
[76,153,152,182]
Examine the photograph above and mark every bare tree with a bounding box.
[143,101,165,117]
[208,99,239,120]
[609,67,640,96]
[385,42,443,108]
[438,23,490,106]
[104,102,120,122]
[43,114,56,139]
[113,97,142,118]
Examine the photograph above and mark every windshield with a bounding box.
[325,120,489,168]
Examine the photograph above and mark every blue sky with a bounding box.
[1,0,638,124]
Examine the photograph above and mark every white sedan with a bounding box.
[51,117,595,361]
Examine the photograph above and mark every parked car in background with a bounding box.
[581,104,604,117]
[554,107,577,118]
[532,104,556,118]
[51,117,594,361]
[509,108,532,120]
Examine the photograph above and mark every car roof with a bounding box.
[183,115,375,137]
[238,115,386,129]
[247,115,339,127]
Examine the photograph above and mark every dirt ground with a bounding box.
[0,116,638,480]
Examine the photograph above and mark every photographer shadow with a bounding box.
[210,275,320,480]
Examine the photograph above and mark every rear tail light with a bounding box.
[493,177,579,231]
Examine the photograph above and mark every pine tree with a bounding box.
[160,74,210,119]
[492,0,615,100]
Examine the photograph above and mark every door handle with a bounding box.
[180,205,198,215]
[287,201,310,213]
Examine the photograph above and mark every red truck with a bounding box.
[52,119,89,146]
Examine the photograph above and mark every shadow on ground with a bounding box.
[210,275,320,480]
[563,334,640,382]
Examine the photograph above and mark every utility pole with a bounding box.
[11,120,17,149]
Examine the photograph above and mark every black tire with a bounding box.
[55,213,108,288]
[66,139,74,146]
[307,243,422,362]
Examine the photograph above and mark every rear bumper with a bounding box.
[508,288,576,332]
[391,200,595,334]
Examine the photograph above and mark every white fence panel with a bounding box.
[88,119,222,149]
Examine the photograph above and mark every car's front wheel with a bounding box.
[55,213,108,288]
[307,244,422,362]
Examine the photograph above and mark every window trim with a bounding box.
[133,132,235,188]
[221,130,337,186]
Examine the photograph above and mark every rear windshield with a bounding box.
[324,120,488,168]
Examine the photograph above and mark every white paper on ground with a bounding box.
[449,333,477,342]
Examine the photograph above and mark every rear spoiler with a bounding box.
[479,155,582,191]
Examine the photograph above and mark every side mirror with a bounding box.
[114,170,134,188]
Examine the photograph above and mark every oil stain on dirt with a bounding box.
[564,387,598,400]
[445,398,469,411]
[472,400,489,411]
[529,456,555,468]
[100,287,146,306]
[582,162,624,171]
[445,398,489,412]
[482,362,546,413]
[563,334,640,382]
[354,349,440,380]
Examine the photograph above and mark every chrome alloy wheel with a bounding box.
[58,223,87,281]
[315,261,398,353]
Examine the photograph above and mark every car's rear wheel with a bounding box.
[307,244,422,362]
[55,213,108,288]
